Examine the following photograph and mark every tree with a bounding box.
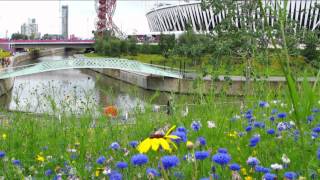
[302,31,319,66]
[128,37,137,55]
[11,33,28,40]
[159,34,176,59]
[175,29,207,65]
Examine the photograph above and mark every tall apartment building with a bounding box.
[62,5,69,40]
[21,18,41,39]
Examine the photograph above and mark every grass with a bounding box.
[84,53,318,77]
[0,81,319,179]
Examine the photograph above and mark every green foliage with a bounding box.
[302,31,319,67]
[159,34,176,59]
[0,49,11,59]
[11,33,28,40]
[128,37,138,56]
[175,29,207,65]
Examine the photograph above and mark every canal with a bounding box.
[0,52,183,115]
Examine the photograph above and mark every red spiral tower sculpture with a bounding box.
[95,0,123,37]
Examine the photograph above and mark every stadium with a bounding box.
[146,0,320,33]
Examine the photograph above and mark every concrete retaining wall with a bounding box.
[92,68,316,96]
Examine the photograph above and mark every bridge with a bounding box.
[0,56,182,79]
[0,40,95,51]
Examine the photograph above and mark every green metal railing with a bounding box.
[0,56,183,79]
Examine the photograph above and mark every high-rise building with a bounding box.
[62,5,69,40]
[20,18,40,39]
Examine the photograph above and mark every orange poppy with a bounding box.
[103,106,118,118]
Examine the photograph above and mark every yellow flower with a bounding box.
[2,133,6,140]
[227,131,238,138]
[237,146,241,151]
[137,125,180,153]
[95,168,104,177]
[36,155,45,162]
[241,168,247,176]
[186,141,194,149]
[252,150,257,156]
[245,176,253,180]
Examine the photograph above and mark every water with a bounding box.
[0,53,176,115]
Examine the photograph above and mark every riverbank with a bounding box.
[90,61,317,96]
[0,48,65,97]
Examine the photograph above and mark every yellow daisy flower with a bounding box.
[36,155,45,162]
[137,125,180,153]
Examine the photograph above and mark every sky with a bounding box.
[0,0,185,39]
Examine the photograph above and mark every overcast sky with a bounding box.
[0,0,186,39]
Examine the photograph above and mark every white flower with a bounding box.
[281,154,290,164]
[67,148,77,153]
[280,103,287,107]
[271,163,283,170]
[102,167,111,175]
[233,115,241,120]
[207,121,216,128]
[289,121,295,126]
[152,105,161,112]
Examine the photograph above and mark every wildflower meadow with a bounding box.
[0,91,319,179]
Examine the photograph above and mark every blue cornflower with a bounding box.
[312,132,318,139]
[96,156,106,165]
[249,135,260,147]
[267,129,275,135]
[129,141,138,148]
[160,155,179,170]
[271,109,278,114]
[307,115,315,123]
[277,122,289,131]
[172,131,187,143]
[109,171,122,180]
[199,178,209,180]
[110,142,120,150]
[229,163,240,171]
[0,151,5,158]
[116,162,128,169]
[277,112,287,118]
[191,121,201,131]
[317,148,320,160]
[245,112,253,119]
[177,126,187,133]
[255,165,270,173]
[195,151,209,160]
[313,127,320,133]
[254,121,265,128]
[284,172,297,180]
[197,137,206,146]
[264,173,277,180]
[218,148,228,154]
[212,153,231,166]
[245,126,253,132]
[12,160,21,166]
[259,101,269,107]
[246,157,259,167]
[312,108,320,113]
[146,168,160,177]
[174,171,184,179]
[45,169,53,176]
[131,154,148,166]
[269,116,275,121]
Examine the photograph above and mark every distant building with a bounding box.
[62,5,69,40]
[20,18,41,39]
[42,34,64,40]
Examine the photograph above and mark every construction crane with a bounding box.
[95,0,123,37]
